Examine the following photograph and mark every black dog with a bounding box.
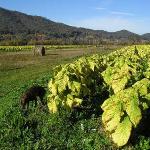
[20,85,46,109]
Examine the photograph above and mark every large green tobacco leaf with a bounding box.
[48,79,58,96]
[132,78,150,96]
[68,81,81,95]
[112,116,132,147]
[102,62,131,94]
[66,94,82,108]
[101,87,142,147]
[102,77,150,147]
[47,95,60,113]
[111,76,128,94]
[132,78,150,110]
[123,88,141,127]
[102,99,122,132]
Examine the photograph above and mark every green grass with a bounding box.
[1,46,149,149]
[0,101,113,149]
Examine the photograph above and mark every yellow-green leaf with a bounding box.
[47,96,58,113]
[124,89,141,127]
[112,116,132,147]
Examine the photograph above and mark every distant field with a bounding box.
[0,45,94,52]
[0,44,122,52]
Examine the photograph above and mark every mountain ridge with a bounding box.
[0,7,149,45]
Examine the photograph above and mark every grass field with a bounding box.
[0,46,149,150]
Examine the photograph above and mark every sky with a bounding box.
[0,0,150,34]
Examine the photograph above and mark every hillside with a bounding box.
[0,7,148,45]
[142,33,150,40]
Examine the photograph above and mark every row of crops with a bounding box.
[0,45,93,52]
[47,45,150,147]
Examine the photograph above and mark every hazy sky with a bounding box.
[0,0,150,34]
